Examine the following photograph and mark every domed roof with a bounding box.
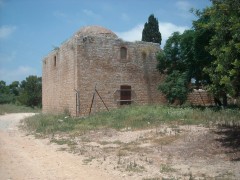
[75,26,118,38]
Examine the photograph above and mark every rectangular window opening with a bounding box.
[120,47,127,60]
[54,56,57,67]
[120,85,131,105]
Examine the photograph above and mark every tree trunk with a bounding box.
[214,97,222,106]
[222,92,228,108]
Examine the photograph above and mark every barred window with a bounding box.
[120,85,131,105]
[113,85,136,105]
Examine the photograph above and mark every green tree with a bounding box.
[158,71,189,104]
[157,28,213,104]
[9,81,20,96]
[180,30,195,79]
[157,32,192,104]
[158,0,240,107]
[157,32,182,74]
[0,81,8,93]
[193,15,214,87]
[197,0,240,106]
[142,14,162,45]
[18,76,42,107]
[0,81,13,104]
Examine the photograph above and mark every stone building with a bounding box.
[42,26,165,116]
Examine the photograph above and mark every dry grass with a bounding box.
[21,105,240,179]
[0,104,40,115]
[152,135,181,145]
[22,105,240,137]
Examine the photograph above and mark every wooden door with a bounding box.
[120,85,131,105]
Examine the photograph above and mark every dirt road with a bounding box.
[1,113,239,180]
[0,113,119,180]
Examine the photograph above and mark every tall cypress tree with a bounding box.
[142,14,162,45]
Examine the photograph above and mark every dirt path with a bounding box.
[1,113,239,180]
[0,113,120,180]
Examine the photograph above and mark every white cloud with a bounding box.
[83,9,101,19]
[116,24,143,42]
[0,66,38,84]
[176,1,192,11]
[159,22,188,46]
[115,22,189,47]
[0,25,17,39]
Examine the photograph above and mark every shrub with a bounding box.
[158,71,189,104]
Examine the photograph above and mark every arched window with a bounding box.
[120,47,127,60]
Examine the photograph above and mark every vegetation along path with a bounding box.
[1,107,240,180]
[0,113,120,180]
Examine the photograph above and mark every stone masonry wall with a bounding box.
[42,39,77,115]
[187,90,214,106]
[76,36,165,116]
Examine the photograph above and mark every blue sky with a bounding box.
[0,0,211,84]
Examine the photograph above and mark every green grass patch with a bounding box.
[22,113,79,135]
[22,105,240,136]
[126,161,145,172]
[0,104,40,115]
[160,164,176,173]
[82,156,95,165]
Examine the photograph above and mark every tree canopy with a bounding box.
[200,0,240,101]
[156,0,240,106]
[142,14,162,45]
[157,31,195,104]
[0,76,42,107]
[18,76,42,107]
[158,70,189,104]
